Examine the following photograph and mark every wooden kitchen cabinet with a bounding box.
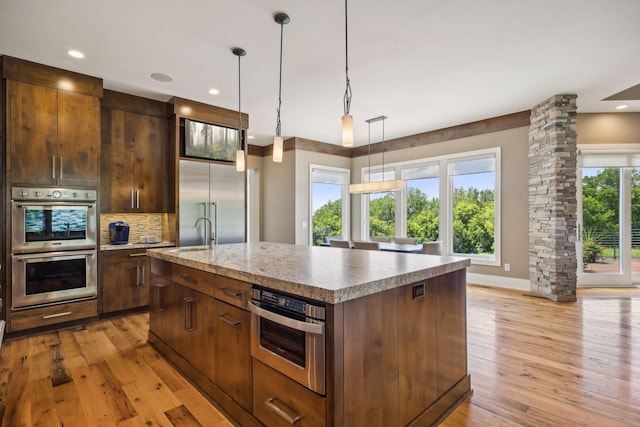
[101,90,170,213]
[149,260,215,380]
[8,80,100,187]
[100,249,149,314]
[214,299,252,411]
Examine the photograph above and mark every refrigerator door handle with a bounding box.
[211,201,218,245]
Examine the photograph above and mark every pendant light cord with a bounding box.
[381,117,385,177]
[238,54,243,150]
[343,0,352,116]
[276,21,284,137]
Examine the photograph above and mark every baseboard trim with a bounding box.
[467,273,530,291]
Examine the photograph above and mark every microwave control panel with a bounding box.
[12,187,97,202]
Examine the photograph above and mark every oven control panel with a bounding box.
[12,187,97,202]
[252,287,326,320]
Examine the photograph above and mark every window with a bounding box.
[448,155,498,262]
[404,164,440,243]
[359,148,500,265]
[310,165,350,245]
[368,170,396,239]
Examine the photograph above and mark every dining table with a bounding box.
[320,241,423,253]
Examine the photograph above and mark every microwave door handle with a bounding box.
[247,301,324,335]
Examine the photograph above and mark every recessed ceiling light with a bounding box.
[616,104,629,110]
[151,72,173,83]
[208,88,220,95]
[67,50,84,58]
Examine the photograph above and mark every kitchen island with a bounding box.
[147,242,471,427]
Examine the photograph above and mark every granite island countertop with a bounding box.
[146,242,470,304]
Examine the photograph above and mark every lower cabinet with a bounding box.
[214,299,252,410]
[253,360,326,427]
[101,249,149,314]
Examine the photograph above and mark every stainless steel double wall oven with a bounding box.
[11,187,98,309]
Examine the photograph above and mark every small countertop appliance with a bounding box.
[109,221,130,244]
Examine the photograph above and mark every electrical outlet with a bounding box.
[504,263,511,272]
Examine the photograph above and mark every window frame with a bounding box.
[309,164,351,245]
[359,147,501,266]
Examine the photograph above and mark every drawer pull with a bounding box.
[265,397,303,424]
[179,273,197,284]
[129,253,146,257]
[217,312,241,327]
[154,283,168,312]
[43,311,71,320]
[218,287,242,298]
[184,297,196,331]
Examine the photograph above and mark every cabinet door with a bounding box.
[214,300,252,410]
[101,250,149,314]
[398,280,438,425]
[100,109,136,212]
[180,288,216,380]
[57,90,100,187]
[8,81,58,185]
[133,113,169,212]
[150,278,181,350]
[436,270,468,395]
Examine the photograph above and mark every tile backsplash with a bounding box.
[100,213,174,245]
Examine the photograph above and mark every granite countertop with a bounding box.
[146,242,470,304]
[101,241,175,251]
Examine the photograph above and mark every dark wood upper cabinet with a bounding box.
[101,90,171,213]
[8,80,100,187]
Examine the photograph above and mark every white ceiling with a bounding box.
[2,0,639,147]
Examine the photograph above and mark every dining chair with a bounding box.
[353,241,380,251]
[329,239,351,248]
[324,236,344,243]
[394,237,418,245]
[421,241,443,255]
[371,236,392,242]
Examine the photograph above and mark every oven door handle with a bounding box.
[247,300,324,335]
[14,202,95,208]
[13,250,96,261]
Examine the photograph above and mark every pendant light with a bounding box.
[233,47,246,172]
[349,116,407,194]
[341,0,353,147]
[273,12,290,163]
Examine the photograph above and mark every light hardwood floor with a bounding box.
[1,285,639,426]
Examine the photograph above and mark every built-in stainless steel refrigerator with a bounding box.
[179,159,245,246]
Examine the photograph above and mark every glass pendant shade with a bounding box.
[349,179,406,194]
[273,136,283,162]
[235,149,245,172]
[342,114,354,147]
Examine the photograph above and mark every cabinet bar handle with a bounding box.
[136,190,140,209]
[217,312,241,327]
[130,190,135,209]
[179,274,197,284]
[218,287,242,298]
[43,311,71,320]
[154,283,167,312]
[264,397,303,424]
[129,253,146,257]
[139,265,145,286]
[59,156,63,180]
[52,156,56,179]
[184,297,196,331]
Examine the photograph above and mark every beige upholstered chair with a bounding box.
[371,236,392,242]
[353,241,380,251]
[329,239,351,248]
[421,241,443,255]
[394,237,417,245]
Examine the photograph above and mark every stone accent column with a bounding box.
[528,94,578,302]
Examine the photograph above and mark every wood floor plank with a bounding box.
[51,380,88,427]
[173,387,234,427]
[90,360,137,423]
[1,339,32,427]
[29,377,59,427]
[165,404,202,427]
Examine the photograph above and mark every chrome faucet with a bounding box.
[194,217,215,249]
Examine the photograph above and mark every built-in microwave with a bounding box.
[247,286,326,395]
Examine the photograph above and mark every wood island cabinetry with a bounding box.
[146,244,471,427]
